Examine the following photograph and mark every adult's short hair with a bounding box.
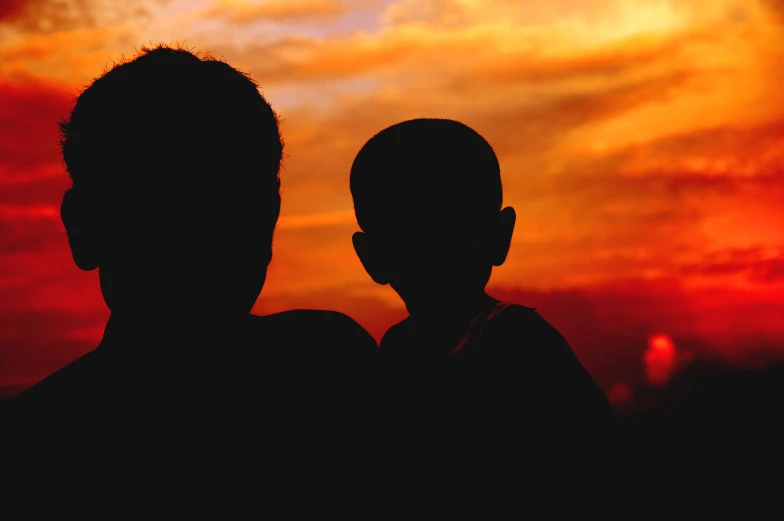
[60,44,283,230]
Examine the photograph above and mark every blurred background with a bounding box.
[1,0,783,415]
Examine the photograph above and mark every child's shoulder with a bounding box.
[484,302,539,321]
[478,302,569,356]
[481,302,546,334]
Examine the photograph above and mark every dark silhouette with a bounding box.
[622,358,784,426]
[607,359,784,468]
[4,45,378,457]
[350,118,613,445]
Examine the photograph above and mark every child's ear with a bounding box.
[352,231,391,285]
[61,188,100,271]
[491,206,516,267]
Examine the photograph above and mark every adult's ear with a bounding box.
[61,188,100,271]
[261,195,282,267]
[491,206,516,267]
[352,231,390,286]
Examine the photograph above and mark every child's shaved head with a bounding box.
[351,118,501,237]
[350,119,515,317]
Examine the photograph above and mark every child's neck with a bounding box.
[409,292,498,332]
[403,292,497,356]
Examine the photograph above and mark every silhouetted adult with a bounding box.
[4,46,378,459]
[349,118,613,453]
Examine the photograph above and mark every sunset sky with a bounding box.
[1,0,783,401]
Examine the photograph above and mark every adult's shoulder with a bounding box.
[5,348,103,421]
[250,309,377,354]
[379,317,411,354]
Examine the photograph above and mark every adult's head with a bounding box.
[59,44,283,319]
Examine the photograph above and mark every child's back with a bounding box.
[381,299,612,425]
[349,119,613,443]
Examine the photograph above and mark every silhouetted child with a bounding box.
[4,45,378,467]
[350,118,613,441]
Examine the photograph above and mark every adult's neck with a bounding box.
[102,309,248,347]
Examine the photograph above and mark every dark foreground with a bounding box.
[2,358,783,426]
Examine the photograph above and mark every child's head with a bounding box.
[59,44,283,317]
[350,118,516,316]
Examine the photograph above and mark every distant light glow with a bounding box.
[644,333,678,386]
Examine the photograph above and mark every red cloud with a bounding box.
[0,77,107,397]
[0,79,74,175]
[488,282,784,390]
[0,78,75,261]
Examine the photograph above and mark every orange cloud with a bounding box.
[762,0,784,22]
[262,75,784,301]
[0,26,136,82]
[277,209,355,229]
[200,0,354,23]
